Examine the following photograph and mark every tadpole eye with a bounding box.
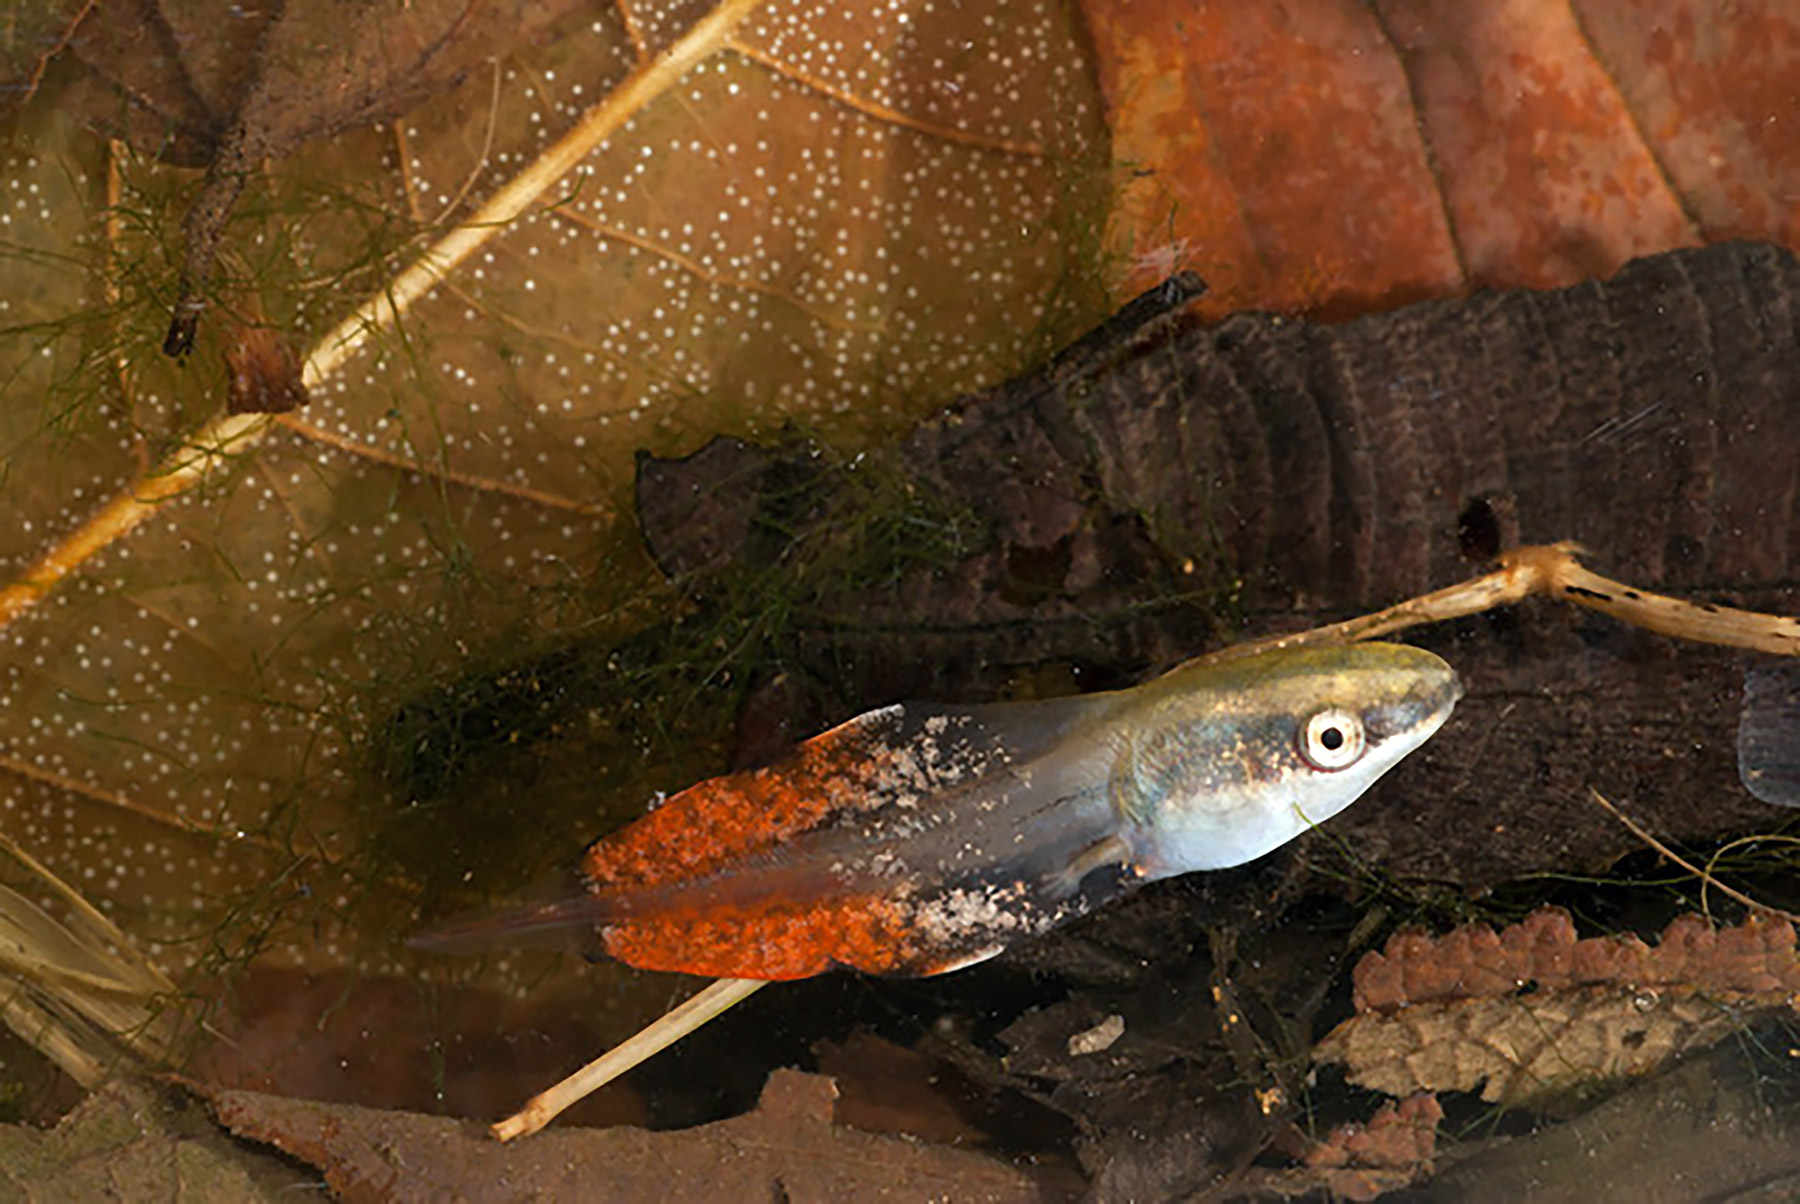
[1300,707,1366,771]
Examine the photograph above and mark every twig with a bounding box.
[1196,542,1800,667]
[1587,789,1800,924]
[1191,546,1555,666]
[1551,553,1800,656]
[492,976,767,1141]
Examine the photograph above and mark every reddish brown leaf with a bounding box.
[1316,910,1800,1106]
[1350,908,1800,1013]
[1378,0,1701,288]
[1303,1092,1443,1172]
[1244,1093,1443,1202]
[1085,0,1463,319]
[1081,0,1800,316]
[1573,0,1800,248]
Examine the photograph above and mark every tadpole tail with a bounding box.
[407,893,618,956]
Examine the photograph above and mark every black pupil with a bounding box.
[1319,726,1345,751]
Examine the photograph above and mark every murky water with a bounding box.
[3,3,1799,1198]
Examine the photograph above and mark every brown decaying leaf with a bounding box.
[1082,0,1800,316]
[0,1079,319,1199]
[1246,1093,1443,1203]
[206,1068,1065,1203]
[1350,907,1800,1011]
[1318,981,1767,1107]
[1413,1031,1800,1202]
[1315,909,1800,1106]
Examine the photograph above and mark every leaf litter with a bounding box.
[1,2,1799,1198]
[1081,0,1800,316]
[1315,907,1800,1107]
[1244,1093,1445,1203]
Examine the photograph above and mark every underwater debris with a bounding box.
[1245,1093,1444,1202]
[1315,908,1800,1107]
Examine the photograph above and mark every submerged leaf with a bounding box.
[1315,909,1800,1106]
[1083,0,1800,315]
[2,0,590,351]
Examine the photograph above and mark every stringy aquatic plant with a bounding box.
[352,435,993,910]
